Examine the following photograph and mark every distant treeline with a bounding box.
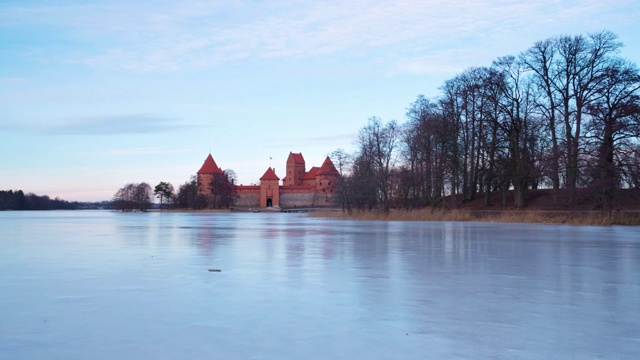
[0,190,110,210]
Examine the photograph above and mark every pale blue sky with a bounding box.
[2,0,639,201]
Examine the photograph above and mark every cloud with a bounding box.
[54,115,195,135]
[266,132,358,151]
[0,77,27,84]
[2,0,637,75]
[101,147,196,156]
[388,50,483,77]
[1,114,195,136]
[301,133,359,145]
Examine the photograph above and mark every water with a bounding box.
[1,211,639,359]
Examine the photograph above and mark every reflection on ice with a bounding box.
[0,211,639,359]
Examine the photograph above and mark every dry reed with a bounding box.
[309,209,640,226]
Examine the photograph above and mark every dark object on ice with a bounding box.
[208,269,222,272]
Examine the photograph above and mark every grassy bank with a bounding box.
[160,208,232,213]
[309,208,640,226]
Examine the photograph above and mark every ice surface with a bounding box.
[1,211,639,359]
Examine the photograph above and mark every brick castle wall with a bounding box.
[235,186,260,207]
[280,192,317,208]
[233,186,338,208]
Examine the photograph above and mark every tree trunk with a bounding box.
[513,179,527,209]
[599,122,616,214]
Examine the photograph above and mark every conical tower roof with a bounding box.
[316,157,340,176]
[260,167,280,181]
[197,154,223,174]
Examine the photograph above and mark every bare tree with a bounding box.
[113,182,153,211]
[584,59,640,213]
[133,183,153,211]
[349,134,378,210]
[331,148,351,212]
[208,170,238,209]
[493,56,540,208]
[552,31,623,202]
[404,95,451,207]
[522,39,562,199]
[358,117,399,212]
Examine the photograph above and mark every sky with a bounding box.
[1,0,639,202]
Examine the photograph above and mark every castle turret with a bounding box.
[197,154,224,195]
[284,152,306,186]
[315,156,340,195]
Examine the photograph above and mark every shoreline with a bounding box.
[144,207,640,226]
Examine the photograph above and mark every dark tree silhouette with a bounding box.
[112,182,153,211]
[154,181,174,211]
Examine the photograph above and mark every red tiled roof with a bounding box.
[260,167,280,181]
[287,152,305,164]
[197,154,223,174]
[316,157,340,176]
[302,166,319,180]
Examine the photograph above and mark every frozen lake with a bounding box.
[1,211,639,359]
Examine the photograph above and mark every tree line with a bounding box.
[337,31,640,213]
[111,170,238,211]
[0,190,104,210]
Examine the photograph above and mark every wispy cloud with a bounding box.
[266,132,358,150]
[102,147,196,156]
[52,115,192,135]
[2,0,632,73]
[0,77,28,84]
[301,133,358,145]
[1,114,196,136]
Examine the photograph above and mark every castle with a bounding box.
[196,152,340,208]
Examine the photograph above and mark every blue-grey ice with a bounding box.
[1,211,639,359]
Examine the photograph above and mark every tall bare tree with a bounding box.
[584,59,640,213]
[522,39,561,199]
[351,117,399,211]
[553,31,623,201]
[492,56,541,208]
[330,148,351,212]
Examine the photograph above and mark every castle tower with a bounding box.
[197,154,223,195]
[284,152,306,186]
[260,167,280,207]
[315,156,340,195]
